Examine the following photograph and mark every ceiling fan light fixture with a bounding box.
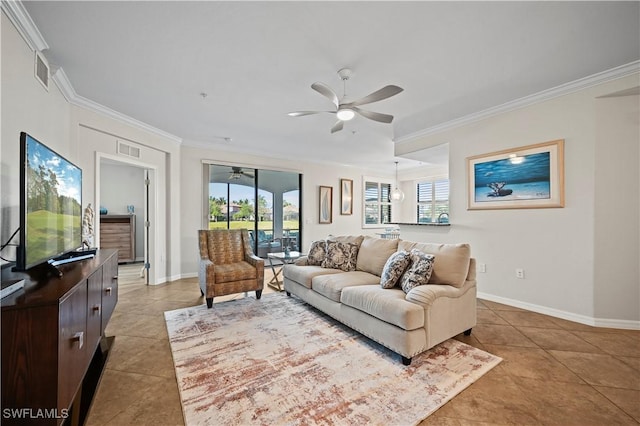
[336,107,355,121]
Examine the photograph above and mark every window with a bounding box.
[417,179,449,223]
[363,177,392,227]
[205,164,302,257]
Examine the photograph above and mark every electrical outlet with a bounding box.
[479,263,487,273]
[515,268,525,279]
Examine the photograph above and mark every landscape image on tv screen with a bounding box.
[23,134,82,268]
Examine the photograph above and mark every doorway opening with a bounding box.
[97,155,156,285]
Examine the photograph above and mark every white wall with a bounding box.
[593,94,639,321]
[179,144,390,275]
[396,73,640,327]
[100,162,145,260]
[1,11,183,282]
[1,11,71,263]
[74,119,175,284]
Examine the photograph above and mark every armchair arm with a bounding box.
[199,258,216,284]
[245,253,265,269]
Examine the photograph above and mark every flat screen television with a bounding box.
[16,132,83,270]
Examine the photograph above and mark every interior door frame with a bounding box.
[96,152,158,285]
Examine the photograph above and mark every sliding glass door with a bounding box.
[206,164,301,258]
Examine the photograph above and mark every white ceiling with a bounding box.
[21,1,640,172]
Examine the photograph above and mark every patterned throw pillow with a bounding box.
[322,241,359,271]
[380,250,411,289]
[307,240,327,266]
[400,249,436,293]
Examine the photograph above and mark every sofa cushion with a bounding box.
[341,285,425,330]
[400,250,435,293]
[312,271,380,302]
[356,236,399,276]
[322,241,359,271]
[307,240,327,266]
[380,250,410,289]
[283,264,342,289]
[398,241,471,288]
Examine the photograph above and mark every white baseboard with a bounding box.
[477,292,640,330]
[147,273,196,285]
[167,273,184,282]
[149,276,167,286]
[180,272,198,279]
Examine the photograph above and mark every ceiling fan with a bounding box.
[288,68,403,134]
[229,167,254,180]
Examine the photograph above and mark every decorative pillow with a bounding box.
[328,235,365,248]
[400,249,435,293]
[380,250,411,289]
[307,240,327,266]
[397,241,470,288]
[322,241,359,272]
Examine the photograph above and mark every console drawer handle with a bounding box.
[112,275,118,280]
[105,287,112,294]
[92,304,100,312]
[71,332,84,349]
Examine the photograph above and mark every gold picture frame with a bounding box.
[467,139,564,210]
[340,179,353,215]
[319,186,333,223]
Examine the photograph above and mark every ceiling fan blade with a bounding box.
[353,107,394,123]
[330,120,344,134]
[312,82,339,108]
[288,111,334,117]
[348,85,404,107]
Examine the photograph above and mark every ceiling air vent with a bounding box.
[118,141,141,159]
[34,51,49,91]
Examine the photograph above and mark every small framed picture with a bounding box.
[319,186,333,224]
[467,139,564,210]
[340,179,353,215]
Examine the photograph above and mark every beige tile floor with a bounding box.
[87,264,640,425]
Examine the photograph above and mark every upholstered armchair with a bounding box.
[198,229,264,308]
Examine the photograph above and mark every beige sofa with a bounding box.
[283,236,477,365]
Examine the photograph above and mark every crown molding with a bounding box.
[48,68,183,144]
[5,0,182,145]
[51,69,181,144]
[1,0,48,51]
[395,61,640,145]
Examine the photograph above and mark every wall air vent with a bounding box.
[34,50,49,91]
[118,141,141,159]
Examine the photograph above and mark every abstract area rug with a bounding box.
[165,295,501,425]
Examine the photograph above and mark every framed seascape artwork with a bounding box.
[340,179,353,215]
[467,139,564,210]
[319,186,333,223]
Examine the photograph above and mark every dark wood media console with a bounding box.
[1,249,119,425]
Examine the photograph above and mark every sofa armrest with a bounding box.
[405,279,476,308]
[293,256,309,266]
